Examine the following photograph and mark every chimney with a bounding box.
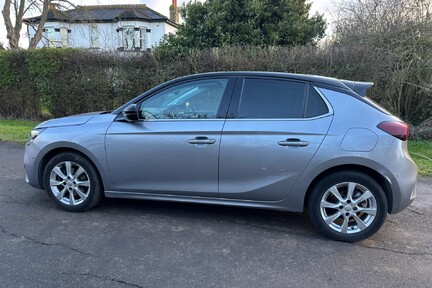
[49,2,58,10]
[169,0,179,24]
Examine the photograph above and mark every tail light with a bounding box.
[377,121,409,141]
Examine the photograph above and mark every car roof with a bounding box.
[179,71,346,88]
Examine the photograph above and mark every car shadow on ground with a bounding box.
[94,196,320,239]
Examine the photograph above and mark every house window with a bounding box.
[90,25,99,48]
[123,27,135,51]
[44,26,56,47]
[60,27,69,47]
[117,26,151,51]
[139,28,148,50]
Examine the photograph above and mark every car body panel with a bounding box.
[25,114,116,190]
[219,116,332,201]
[105,119,224,197]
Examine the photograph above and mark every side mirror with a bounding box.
[122,104,139,122]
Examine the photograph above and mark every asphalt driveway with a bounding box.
[1,141,431,287]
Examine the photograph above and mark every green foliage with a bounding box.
[27,49,68,78]
[0,52,17,87]
[155,0,326,59]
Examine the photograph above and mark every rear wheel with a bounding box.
[43,152,103,212]
[308,171,387,242]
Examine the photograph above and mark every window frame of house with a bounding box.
[90,24,99,49]
[44,26,57,47]
[139,27,148,50]
[123,26,136,51]
[117,25,152,51]
[59,27,69,47]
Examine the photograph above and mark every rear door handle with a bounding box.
[188,136,216,145]
[278,138,309,147]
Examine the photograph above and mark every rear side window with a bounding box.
[306,86,329,117]
[238,79,306,118]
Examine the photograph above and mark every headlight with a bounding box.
[29,128,46,141]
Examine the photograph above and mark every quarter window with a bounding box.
[139,79,228,119]
[305,86,329,117]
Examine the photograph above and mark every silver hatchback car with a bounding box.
[24,72,417,242]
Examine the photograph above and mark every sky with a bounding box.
[0,0,333,48]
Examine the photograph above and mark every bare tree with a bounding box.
[28,0,50,49]
[332,0,432,124]
[2,0,74,49]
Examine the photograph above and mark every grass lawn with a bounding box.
[0,119,40,144]
[408,141,432,176]
[0,119,431,176]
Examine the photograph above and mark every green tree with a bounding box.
[156,0,326,57]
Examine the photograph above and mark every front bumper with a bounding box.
[24,141,43,189]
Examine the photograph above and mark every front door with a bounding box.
[105,78,233,197]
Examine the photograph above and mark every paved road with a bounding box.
[1,142,431,288]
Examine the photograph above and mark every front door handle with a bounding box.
[278,138,309,147]
[188,136,216,145]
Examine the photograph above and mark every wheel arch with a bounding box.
[303,164,393,213]
[38,144,107,192]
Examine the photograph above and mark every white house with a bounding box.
[24,2,179,51]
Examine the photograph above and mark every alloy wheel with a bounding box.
[319,182,377,234]
[49,161,91,206]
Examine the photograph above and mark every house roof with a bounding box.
[24,4,179,27]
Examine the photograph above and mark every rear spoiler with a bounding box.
[340,80,374,97]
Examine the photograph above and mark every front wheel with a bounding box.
[308,171,388,242]
[43,152,103,212]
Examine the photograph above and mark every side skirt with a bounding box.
[104,191,302,212]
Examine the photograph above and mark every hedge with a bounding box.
[0,47,431,130]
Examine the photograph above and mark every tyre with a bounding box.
[43,152,103,212]
[308,171,387,242]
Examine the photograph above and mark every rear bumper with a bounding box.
[383,140,417,214]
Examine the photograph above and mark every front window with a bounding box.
[139,79,228,119]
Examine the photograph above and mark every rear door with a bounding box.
[219,77,333,201]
